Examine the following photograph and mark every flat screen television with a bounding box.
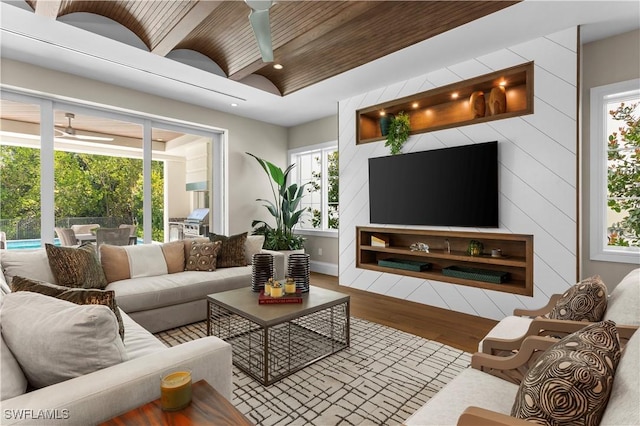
[368,141,498,227]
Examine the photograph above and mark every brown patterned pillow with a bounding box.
[185,241,221,271]
[511,320,621,426]
[10,276,124,341]
[45,243,108,289]
[547,275,608,322]
[11,276,70,297]
[209,232,248,268]
[56,288,125,341]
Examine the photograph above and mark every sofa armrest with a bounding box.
[1,337,232,425]
[472,335,557,384]
[458,407,532,426]
[261,249,285,280]
[512,294,561,317]
[482,318,639,356]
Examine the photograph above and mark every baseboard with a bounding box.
[310,260,338,276]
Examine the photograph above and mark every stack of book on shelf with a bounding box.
[371,234,389,247]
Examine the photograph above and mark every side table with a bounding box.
[99,380,253,426]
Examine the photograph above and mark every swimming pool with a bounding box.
[6,239,61,250]
[5,238,143,249]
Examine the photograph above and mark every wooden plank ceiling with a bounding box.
[25,0,519,96]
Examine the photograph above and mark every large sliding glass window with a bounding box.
[0,90,225,248]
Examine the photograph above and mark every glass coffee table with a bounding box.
[207,286,350,385]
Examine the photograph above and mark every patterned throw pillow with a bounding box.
[10,276,125,341]
[185,241,222,271]
[45,243,108,289]
[547,275,608,322]
[511,320,621,426]
[209,232,248,268]
[11,276,70,297]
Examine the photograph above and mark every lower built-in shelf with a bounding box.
[357,227,533,296]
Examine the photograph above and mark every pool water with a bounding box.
[5,238,144,249]
[6,239,61,250]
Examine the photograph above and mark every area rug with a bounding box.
[155,317,471,426]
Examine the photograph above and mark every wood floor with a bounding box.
[311,272,498,353]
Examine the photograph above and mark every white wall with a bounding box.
[581,29,640,289]
[1,59,288,235]
[338,28,579,320]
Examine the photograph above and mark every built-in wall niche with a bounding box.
[356,62,534,144]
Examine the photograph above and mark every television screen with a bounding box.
[368,141,498,227]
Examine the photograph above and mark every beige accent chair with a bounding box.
[480,268,640,355]
[404,322,638,425]
[54,227,77,246]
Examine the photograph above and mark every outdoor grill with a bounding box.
[169,208,209,240]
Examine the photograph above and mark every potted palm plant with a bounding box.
[247,153,307,253]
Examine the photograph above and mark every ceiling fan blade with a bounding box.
[246,1,274,63]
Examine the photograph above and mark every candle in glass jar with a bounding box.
[285,280,297,294]
[270,286,283,297]
[160,370,192,411]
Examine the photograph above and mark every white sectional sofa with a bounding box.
[0,236,284,424]
[0,237,284,332]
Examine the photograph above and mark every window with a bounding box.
[289,142,338,233]
[590,79,640,263]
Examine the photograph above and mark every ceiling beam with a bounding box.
[228,1,375,82]
[152,1,224,57]
[34,0,61,18]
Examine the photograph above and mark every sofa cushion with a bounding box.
[108,266,252,313]
[546,275,608,322]
[100,244,131,283]
[209,232,248,267]
[10,276,125,341]
[604,268,640,326]
[511,320,621,426]
[0,335,28,401]
[125,244,168,278]
[0,292,127,389]
[245,235,265,265]
[46,243,108,289]
[161,241,185,274]
[120,310,168,359]
[600,328,640,425]
[404,367,519,425]
[0,248,56,286]
[186,241,222,272]
[57,288,125,341]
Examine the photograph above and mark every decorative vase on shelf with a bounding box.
[488,86,506,116]
[379,114,394,136]
[469,91,486,118]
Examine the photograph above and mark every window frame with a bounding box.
[289,141,338,238]
[589,78,640,264]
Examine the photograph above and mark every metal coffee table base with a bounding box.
[207,299,350,385]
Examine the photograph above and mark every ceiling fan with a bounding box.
[245,0,274,63]
[55,113,114,141]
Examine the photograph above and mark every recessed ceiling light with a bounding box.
[231,103,238,107]
[379,111,386,116]
[499,80,507,86]
[412,102,419,109]
[273,64,283,70]
[451,92,459,99]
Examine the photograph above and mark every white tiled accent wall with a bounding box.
[338,28,578,321]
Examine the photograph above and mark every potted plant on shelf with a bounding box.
[385,111,411,155]
[246,153,306,255]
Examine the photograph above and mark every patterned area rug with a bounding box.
[155,318,470,426]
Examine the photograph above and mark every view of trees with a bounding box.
[0,146,164,241]
[307,150,339,229]
[607,102,639,247]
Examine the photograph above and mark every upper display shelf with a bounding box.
[356,62,534,144]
